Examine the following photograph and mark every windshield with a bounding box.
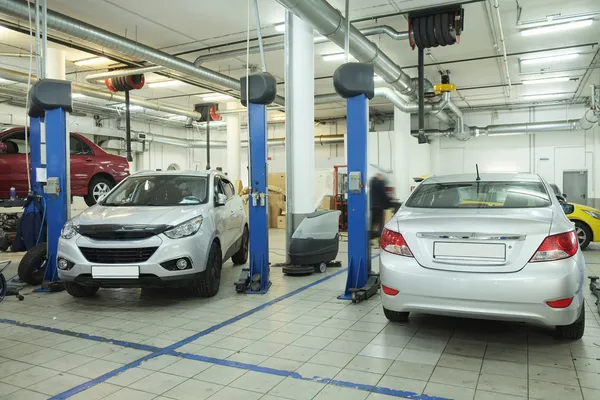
[101,175,208,206]
[405,181,551,209]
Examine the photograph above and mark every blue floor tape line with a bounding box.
[0,318,162,353]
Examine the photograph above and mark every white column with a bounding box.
[226,101,241,182]
[394,108,411,201]
[45,48,65,79]
[284,13,315,256]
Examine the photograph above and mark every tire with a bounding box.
[315,263,327,273]
[64,282,99,298]
[193,241,222,298]
[383,307,410,323]
[575,221,592,250]
[556,306,585,340]
[84,176,114,207]
[0,273,6,303]
[18,242,47,285]
[231,226,249,265]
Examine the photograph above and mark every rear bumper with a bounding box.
[379,251,585,326]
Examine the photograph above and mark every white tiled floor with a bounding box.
[0,230,599,400]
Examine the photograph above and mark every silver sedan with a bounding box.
[379,173,586,339]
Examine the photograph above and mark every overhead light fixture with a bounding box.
[74,57,110,66]
[520,19,593,36]
[114,104,144,112]
[521,93,570,100]
[0,78,9,83]
[275,23,285,33]
[322,53,346,62]
[272,116,286,121]
[521,53,579,65]
[522,77,571,85]
[148,80,182,88]
[201,93,233,101]
[374,74,384,82]
[196,121,226,127]
[71,93,86,98]
[168,115,187,120]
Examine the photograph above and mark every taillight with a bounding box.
[546,297,574,308]
[382,285,399,296]
[530,231,578,262]
[380,228,413,257]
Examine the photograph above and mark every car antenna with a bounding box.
[475,164,481,181]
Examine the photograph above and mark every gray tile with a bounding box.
[292,335,333,350]
[129,371,187,395]
[0,366,58,387]
[268,376,327,400]
[195,365,247,385]
[481,359,527,378]
[474,390,526,400]
[102,348,152,364]
[277,323,315,335]
[370,333,413,348]
[27,373,89,396]
[262,331,304,345]
[102,387,157,400]
[573,357,600,374]
[296,362,341,380]
[41,353,95,372]
[386,360,435,381]
[346,355,393,375]
[0,360,33,379]
[359,343,404,360]
[0,388,49,400]
[306,326,346,339]
[477,373,528,397]
[338,330,378,344]
[106,367,154,387]
[229,370,285,393]
[163,378,224,400]
[485,346,527,363]
[0,382,19,397]
[313,384,369,400]
[194,346,236,359]
[243,340,287,356]
[430,366,480,389]
[407,337,449,352]
[15,348,69,365]
[438,353,483,372]
[529,380,582,400]
[424,382,476,400]
[577,371,600,390]
[334,368,383,386]
[138,355,180,371]
[68,383,121,400]
[309,350,355,368]
[275,345,320,362]
[396,348,441,365]
[209,386,263,399]
[226,351,269,365]
[160,358,212,378]
[529,364,578,385]
[445,339,487,358]
[582,387,600,400]
[377,375,427,394]
[260,357,304,371]
[212,336,256,351]
[70,359,124,379]
[528,351,575,370]
[324,339,367,354]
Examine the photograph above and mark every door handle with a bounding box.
[85,157,92,162]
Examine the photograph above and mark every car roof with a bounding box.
[132,170,211,178]
[424,173,542,184]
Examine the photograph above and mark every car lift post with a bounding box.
[28,79,72,291]
[235,73,277,294]
[333,63,381,303]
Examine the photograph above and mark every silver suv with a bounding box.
[57,170,248,298]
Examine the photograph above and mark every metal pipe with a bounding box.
[0,67,203,120]
[85,66,166,85]
[193,25,409,65]
[42,0,47,79]
[344,0,350,63]
[284,10,293,263]
[34,0,41,77]
[124,90,133,162]
[0,0,285,105]
[492,0,511,96]
[252,0,267,72]
[417,47,425,134]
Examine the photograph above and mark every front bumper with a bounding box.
[379,251,585,327]
[57,232,211,288]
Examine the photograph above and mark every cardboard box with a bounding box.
[234,180,243,195]
[277,216,286,229]
[268,173,286,192]
[319,195,334,210]
[384,209,394,224]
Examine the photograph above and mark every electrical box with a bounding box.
[349,171,362,193]
[45,177,60,196]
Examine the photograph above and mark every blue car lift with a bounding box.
[28,79,72,292]
[235,73,278,294]
[333,63,381,303]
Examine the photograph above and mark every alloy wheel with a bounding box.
[576,226,586,246]
[93,182,111,202]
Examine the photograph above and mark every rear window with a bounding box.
[405,181,551,208]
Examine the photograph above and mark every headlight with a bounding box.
[583,210,600,220]
[164,216,203,239]
[61,221,78,239]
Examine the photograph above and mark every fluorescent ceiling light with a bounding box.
[374,75,384,82]
[272,116,286,121]
[74,57,110,66]
[148,80,182,88]
[521,93,569,100]
[168,115,187,120]
[0,78,9,83]
[201,93,233,101]
[275,23,285,32]
[196,121,226,127]
[71,93,86,98]
[521,53,579,65]
[522,77,571,85]
[114,104,144,112]
[521,19,593,36]
[322,53,346,62]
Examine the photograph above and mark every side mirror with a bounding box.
[97,194,107,203]
[562,203,575,215]
[563,193,567,199]
[216,193,227,206]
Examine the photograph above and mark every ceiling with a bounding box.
[0,0,599,123]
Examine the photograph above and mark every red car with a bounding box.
[0,127,129,206]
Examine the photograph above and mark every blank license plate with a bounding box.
[92,266,139,279]
[434,242,506,260]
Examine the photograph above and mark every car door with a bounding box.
[69,134,97,195]
[0,129,29,198]
[213,177,232,251]
[224,179,244,241]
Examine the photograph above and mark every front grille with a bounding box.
[79,247,158,264]
[78,225,169,241]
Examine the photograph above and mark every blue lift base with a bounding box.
[247,281,272,295]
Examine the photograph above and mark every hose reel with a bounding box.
[408,6,464,144]
[104,71,147,162]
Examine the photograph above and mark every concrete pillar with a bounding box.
[226,101,241,182]
[285,13,315,256]
[45,48,65,79]
[394,108,411,201]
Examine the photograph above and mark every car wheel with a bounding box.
[0,273,6,303]
[383,307,410,323]
[193,241,222,298]
[575,221,592,250]
[231,226,249,265]
[64,282,99,298]
[18,242,47,285]
[556,306,585,340]
[84,176,114,206]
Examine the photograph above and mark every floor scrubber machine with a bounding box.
[283,210,343,275]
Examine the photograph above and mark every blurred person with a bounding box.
[369,173,392,243]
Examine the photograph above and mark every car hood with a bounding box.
[571,203,600,213]
[73,204,208,227]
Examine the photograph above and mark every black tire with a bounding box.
[383,307,410,323]
[556,306,585,340]
[18,242,47,285]
[0,273,6,303]
[575,221,592,250]
[84,176,114,207]
[420,17,430,48]
[64,282,99,298]
[427,15,437,47]
[231,226,249,265]
[193,241,222,298]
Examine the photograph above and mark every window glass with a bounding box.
[70,136,94,155]
[102,175,208,206]
[222,179,235,198]
[2,131,30,154]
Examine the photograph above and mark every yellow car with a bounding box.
[551,184,600,249]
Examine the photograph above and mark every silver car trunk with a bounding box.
[394,208,554,273]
